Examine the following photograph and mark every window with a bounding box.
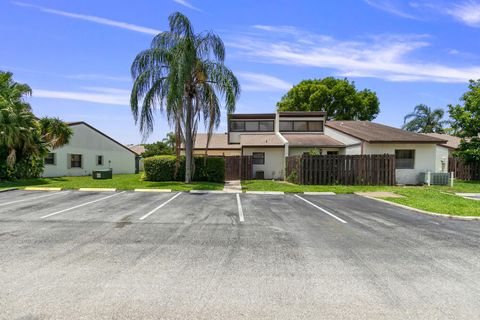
[229,120,274,132]
[230,121,245,132]
[259,121,274,132]
[44,153,55,165]
[70,154,82,168]
[96,155,104,166]
[395,150,415,169]
[308,121,324,132]
[279,121,293,132]
[279,120,324,132]
[293,121,308,131]
[252,152,265,165]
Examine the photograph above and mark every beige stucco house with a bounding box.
[42,122,139,177]
[185,111,449,184]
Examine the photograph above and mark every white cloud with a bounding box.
[173,0,202,12]
[237,72,292,92]
[364,0,418,19]
[32,87,130,106]
[228,25,480,83]
[445,1,480,27]
[13,1,161,35]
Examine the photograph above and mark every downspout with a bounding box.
[274,112,289,179]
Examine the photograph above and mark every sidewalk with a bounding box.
[223,180,242,193]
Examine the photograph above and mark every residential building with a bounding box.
[186,111,449,184]
[42,122,139,177]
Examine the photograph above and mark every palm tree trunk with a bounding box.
[184,101,193,184]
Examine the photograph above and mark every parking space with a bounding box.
[1,190,479,319]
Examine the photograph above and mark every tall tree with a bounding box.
[276,77,380,120]
[449,80,480,162]
[130,12,240,183]
[0,71,72,178]
[402,104,448,133]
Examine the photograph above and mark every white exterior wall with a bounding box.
[42,123,137,177]
[289,147,341,156]
[363,143,439,185]
[435,145,450,173]
[242,147,285,180]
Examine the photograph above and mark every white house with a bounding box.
[42,122,139,177]
[185,111,449,184]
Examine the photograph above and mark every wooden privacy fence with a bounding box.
[449,157,480,181]
[286,154,396,185]
[225,156,253,180]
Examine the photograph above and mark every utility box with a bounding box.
[255,170,265,180]
[92,169,113,180]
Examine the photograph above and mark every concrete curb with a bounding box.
[245,191,285,195]
[355,193,480,221]
[189,190,227,194]
[134,189,172,193]
[24,187,62,191]
[79,188,117,192]
[0,187,18,193]
[303,192,336,195]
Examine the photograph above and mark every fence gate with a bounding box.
[225,156,253,180]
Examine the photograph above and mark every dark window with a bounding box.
[252,152,265,165]
[280,120,324,132]
[308,121,324,132]
[293,121,308,131]
[97,155,104,166]
[245,121,259,131]
[230,121,245,132]
[395,150,415,169]
[327,151,338,155]
[259,121,274,132]
[279,121,293,132]
[230,120,274,132]
[70,154,82,168]
[44,153,55,165]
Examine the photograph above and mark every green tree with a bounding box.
[141,140,173,157]
[276,77,380,120]
[402,104,448,133]
[0,71,72,179]
[162,131,176,150]
[130,12,240,183]
[449,80,480,162]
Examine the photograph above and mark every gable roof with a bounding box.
[67,122,139,155]
[126,144,146,155]
[192,133,241,150]
[325,121,448,144]
[424,133,461,149]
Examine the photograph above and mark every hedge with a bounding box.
[143,155,225,182]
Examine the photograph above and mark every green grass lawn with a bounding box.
[242,179,480,217]
[0,174,224,191]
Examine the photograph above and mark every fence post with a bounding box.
[426,171,431,186]
[450,171,454,187]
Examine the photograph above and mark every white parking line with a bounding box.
[139,192,182,221]
[236,193,244,222]
[294,194,347,224]
[0,191,67,207]
[41,191,126,219]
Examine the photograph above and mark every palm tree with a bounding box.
[0,71,72,170]
[402,104,448,133]
[130,12,240,183]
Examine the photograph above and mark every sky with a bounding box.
[1,0,480,144]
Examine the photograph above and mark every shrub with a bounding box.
[143,155,225,182]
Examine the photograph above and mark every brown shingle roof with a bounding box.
[240,134,284,146]
[424,133,461,149]
[325,121,448,144]
[127,144,146,155]
[192,133,240,149]
[283,134,345,147]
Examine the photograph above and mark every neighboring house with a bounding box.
[424,133,461,156]
[42,122,139,177]
[185,111,449,184]
[126,144,146,155]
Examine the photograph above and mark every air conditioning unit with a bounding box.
[255,170,265,180]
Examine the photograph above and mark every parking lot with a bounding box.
[1,189,479,319]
